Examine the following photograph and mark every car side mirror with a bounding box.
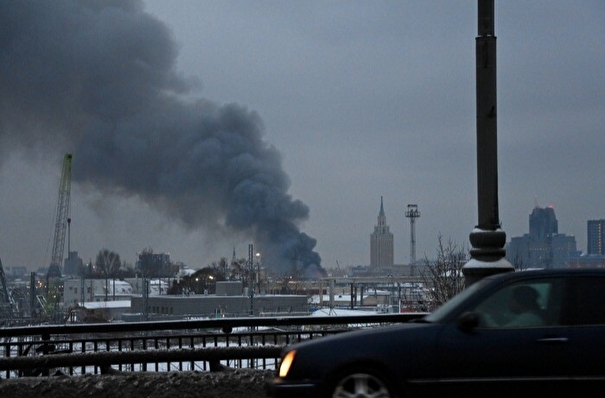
[457,311,480,333]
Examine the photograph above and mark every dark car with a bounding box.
[269,268,605,398]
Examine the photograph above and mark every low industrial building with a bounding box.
[127,281,309,320]
[63,278,135,306]
[66,300,131,323]
[128,294,308,320]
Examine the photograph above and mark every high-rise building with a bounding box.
[370,197,394,268]
[529,206,558,239]
[506,205,578,269]
[587,220,605,255]
[63,251,84,276]
[136,251,172,277]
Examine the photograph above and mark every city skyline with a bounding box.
[507,204,578,270]
[1,1,605,271]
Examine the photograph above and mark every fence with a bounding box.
[0,313,424,378]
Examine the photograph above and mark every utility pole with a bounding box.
[462,0,513,286]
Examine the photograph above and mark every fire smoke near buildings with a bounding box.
[0,1,323,276]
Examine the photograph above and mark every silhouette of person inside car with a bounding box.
[505,285,545,327]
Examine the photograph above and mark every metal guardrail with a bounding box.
[0,313,425,378]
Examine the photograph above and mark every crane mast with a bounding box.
[0,256,14,321]
[47,154,72,279]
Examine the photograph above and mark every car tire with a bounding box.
[327,367,397,398]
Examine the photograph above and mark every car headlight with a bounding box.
[278,350,296,378]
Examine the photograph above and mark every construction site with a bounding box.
[0,152,432,328]
[0,154,73,326]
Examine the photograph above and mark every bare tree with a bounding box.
[228,258,249,282]
[209,258,229,281]
[188,267,219,294]
[135,248,174,277]
[95,249,122,302]
[422,235,468,309]
[95,249,122,279]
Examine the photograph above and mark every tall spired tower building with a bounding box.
[370,197,394,268]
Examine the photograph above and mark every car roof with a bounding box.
[486,268,605,283]
[426,268,605,323]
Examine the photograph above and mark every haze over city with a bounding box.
[1,1,604,273]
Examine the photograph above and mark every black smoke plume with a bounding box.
[0,0,323,276]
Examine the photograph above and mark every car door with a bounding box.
[431,277,573,396]
[562,275,605,388]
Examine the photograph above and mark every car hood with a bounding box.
[285,321,443,380]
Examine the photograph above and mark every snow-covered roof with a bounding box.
[309,290,390,304]
[81,300,131,309]
[311,308,376,317]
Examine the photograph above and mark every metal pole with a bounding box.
[143,278,149,321]
[248,244,254,316]
[463,0,513,286]
[30,272,36,319]
[476,0,498,230]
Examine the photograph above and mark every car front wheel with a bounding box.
[329,370,395,398]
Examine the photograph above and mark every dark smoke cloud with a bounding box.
[0,0,323,276]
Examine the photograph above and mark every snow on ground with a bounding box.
[0,369,274,398]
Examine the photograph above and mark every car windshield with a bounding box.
[423,278,489,322]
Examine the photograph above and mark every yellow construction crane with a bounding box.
[0,256,14,322]
[46,154,72,279]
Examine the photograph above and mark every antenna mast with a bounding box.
[405,204,421,264]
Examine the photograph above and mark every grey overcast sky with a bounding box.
[1,1,604,272]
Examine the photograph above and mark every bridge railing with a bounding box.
[0,312,425,378]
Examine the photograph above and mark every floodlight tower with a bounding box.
[405,204,421,264]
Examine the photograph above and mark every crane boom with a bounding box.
[47,154,72,278]
[0,256,15,321]
[0,257,11,306]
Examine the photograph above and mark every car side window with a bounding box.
[564,277,605,326]
[472,278,563,329]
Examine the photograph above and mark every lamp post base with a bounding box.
[462,228,514,287]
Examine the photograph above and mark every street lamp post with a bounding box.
[248,244,254,316]
[462,0,514,286]
[255,252,262,295]
[207,275,214,294]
